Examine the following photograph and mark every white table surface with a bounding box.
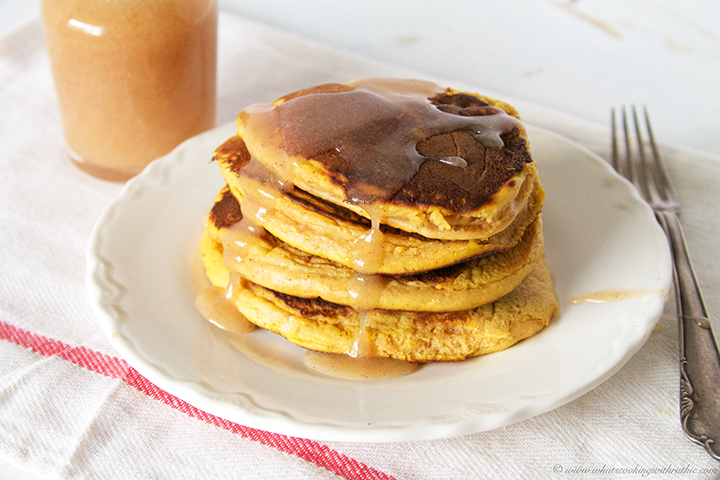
[2,1,720,478]
[3,0,719,156]
[225,0,720,156]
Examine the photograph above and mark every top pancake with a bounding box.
[231,78,538,241]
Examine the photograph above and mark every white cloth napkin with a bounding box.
[2,11,720,480]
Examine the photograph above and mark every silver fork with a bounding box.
[612,106,720,460]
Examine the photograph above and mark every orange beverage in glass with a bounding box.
[42,0,218,181]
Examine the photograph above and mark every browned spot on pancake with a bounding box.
[306,149,350,191]
[267,287,353,318]
[397,261,468,286]
[289,188,370,226]
[265,285,473,325]
[430,92,490,109]
[214,136,250,173]
[210,187,243,230]
[393,126,530,212]
[288,188,437,241]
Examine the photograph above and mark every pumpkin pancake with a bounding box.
[229,78,538,242]
[215,262,557,362]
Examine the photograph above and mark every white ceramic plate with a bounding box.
[87,122,672,442]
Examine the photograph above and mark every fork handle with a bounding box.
[657,210,720,460]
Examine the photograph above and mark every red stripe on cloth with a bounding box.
[0,320,396,480]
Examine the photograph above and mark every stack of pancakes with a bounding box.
[199,78,558,362]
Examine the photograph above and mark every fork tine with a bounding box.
[631,105,653,201]
[613,105,680,210]
[620,106,631,181]
[642,106,680,207]
[611,107,620,172]
[611,107,633,186]
[620,106,644,194]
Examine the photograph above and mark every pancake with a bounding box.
[218,262,557,362]
[202,186,546,312]
[230,78,538,242]
[214,136,544,275]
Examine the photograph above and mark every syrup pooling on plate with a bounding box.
[195,278,256,334]
[568,289,669,304]
[303,352,421,380]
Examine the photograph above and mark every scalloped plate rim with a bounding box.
[86,122,672,442]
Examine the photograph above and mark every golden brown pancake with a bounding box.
[202,186,546,312]
[219,262,557,362]
[230,78,538,242]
